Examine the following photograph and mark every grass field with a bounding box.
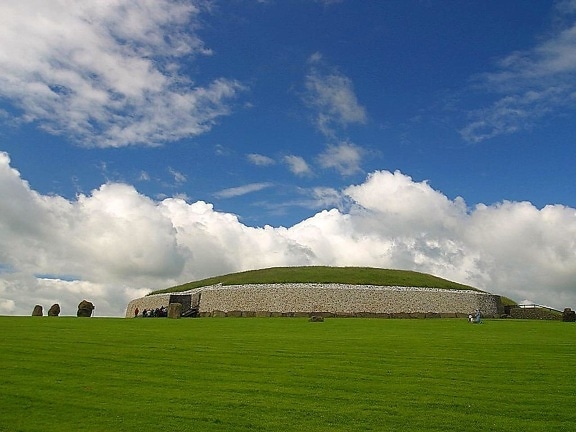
[1,317,575,431]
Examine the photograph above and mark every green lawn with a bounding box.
[1,317,575,431]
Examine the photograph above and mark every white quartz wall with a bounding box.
[125,283,499,317]
[197,284,499,315]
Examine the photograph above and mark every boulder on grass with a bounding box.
[48,304,60,317]
[77,300,94,317]
[562,308,576,322]
[168,303,182,319]
[32,305,43,316]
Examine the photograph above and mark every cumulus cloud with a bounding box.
[284,155,313,177]
[0,0,243,147]
[247,153,276,166]
[0,152,185,315]
[317,141,365,175]
[460,3,576,142]
[1,151,576,316]
[304,54,367,137]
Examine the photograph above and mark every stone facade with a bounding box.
[125,283,501,318]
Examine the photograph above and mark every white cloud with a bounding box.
[0,0,243,147]
[168,167,187,184]
[214,144,233,157]
[0,152,186,315]
[138,171,151,182]
[310,187,346,209]
[317,141,365,175]
[460,6,576,142]
[556,0,576,16]
[304,54,367,137]
[214,182,274,199]
[2,151,576,316]
[247,153,276,166]
[284,155,313,177]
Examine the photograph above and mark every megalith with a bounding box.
[562,308,576,322]
[32,305,43,316]
[77,300,95,317]
[48,304,60,316]
[168,303,182,319]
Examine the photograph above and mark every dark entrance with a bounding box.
[169,293,201,317]
[169,294,191,311]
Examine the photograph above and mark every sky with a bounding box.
[1,0,576,317]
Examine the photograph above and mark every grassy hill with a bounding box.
[150,266,482,295]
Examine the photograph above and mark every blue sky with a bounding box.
[1,0,576,316]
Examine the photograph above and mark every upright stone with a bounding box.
[562,308,576,322]
[48,304,60,316]
[77,300,95,317]
[168,303,182,319]
[32,305,43,316]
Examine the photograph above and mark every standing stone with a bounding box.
[48,304,60,317]
[562,308,576,322]
[168,303,182,319]
[32,305,43,316]
[77,300,95,317]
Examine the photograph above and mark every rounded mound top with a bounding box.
[150,266,480,296]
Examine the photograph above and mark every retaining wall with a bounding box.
[125,283,501,318]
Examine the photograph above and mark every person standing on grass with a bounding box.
[474,309,482,323]
[134,307,139,318]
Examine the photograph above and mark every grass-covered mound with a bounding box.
[151,266,481,295]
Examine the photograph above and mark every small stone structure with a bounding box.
[32,305,43,316]
[48,304,60,317]
[77,300,95,317]
[126,283,502,318]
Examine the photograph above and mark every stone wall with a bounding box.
[509,306,561,320]
[125,283,501,318]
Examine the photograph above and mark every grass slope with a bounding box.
[152,266,480,295]
[1,317,575,431]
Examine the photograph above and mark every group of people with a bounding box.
[134,306,167,318]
